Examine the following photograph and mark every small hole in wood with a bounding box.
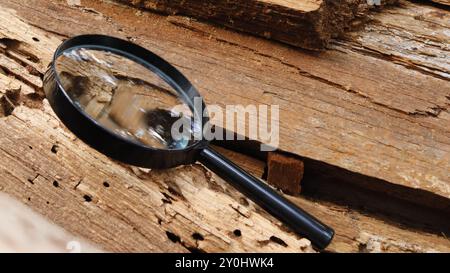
[28,146,33,150]
[53,181,59,188]
[32,37,39,42]
[233,229,242,237]
[192,232,204,241]
[83,195,92,202]
[46,201,50,205]
[103,181,110,188]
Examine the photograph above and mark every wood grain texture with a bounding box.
[211,145,266,179]
[267,152,304,195]
[116,0,398,50]
[0,104,316,252]
[430,0,450,6]
[91,0,450,205]
[0,0,448,252]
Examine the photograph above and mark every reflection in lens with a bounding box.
[55,48,198,150]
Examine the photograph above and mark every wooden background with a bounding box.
[0,0,448,252]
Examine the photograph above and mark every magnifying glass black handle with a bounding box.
[199,147,334,250]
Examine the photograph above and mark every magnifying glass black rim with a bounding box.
[44,34,209,169]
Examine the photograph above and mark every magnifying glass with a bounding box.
[43,35,334,250]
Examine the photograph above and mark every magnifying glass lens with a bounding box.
[55,48,195,150]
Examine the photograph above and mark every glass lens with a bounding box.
[55,47,198,150]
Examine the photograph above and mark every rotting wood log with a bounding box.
[342,0,450,80]
[1,0,447,210]
[115,0,398,50]
[1,104,317,252]
[0,0,448,252]
[2,99,448,252]
[120,0,450,207]
[168,0,450,208]
[267,152,304,195]
[210,146,450,252]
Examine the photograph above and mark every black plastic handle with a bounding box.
[199,147,334,249]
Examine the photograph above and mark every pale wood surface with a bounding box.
[431,0,450,6]
[9,0,446,204]
[0,104,316,252]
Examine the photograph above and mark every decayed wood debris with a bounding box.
[116,0,398,50]
[0,193,100,252]
[0,0,448,253]
[267,152,304,195]
[6,0,449,208]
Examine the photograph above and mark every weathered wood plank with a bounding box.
[267,152,303,195]
[343,0,450,80]
[116,0,398,50]
[1,102,449,252]
[0,0,448,208]
[1,91,449,253]
[211,145,266,179]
